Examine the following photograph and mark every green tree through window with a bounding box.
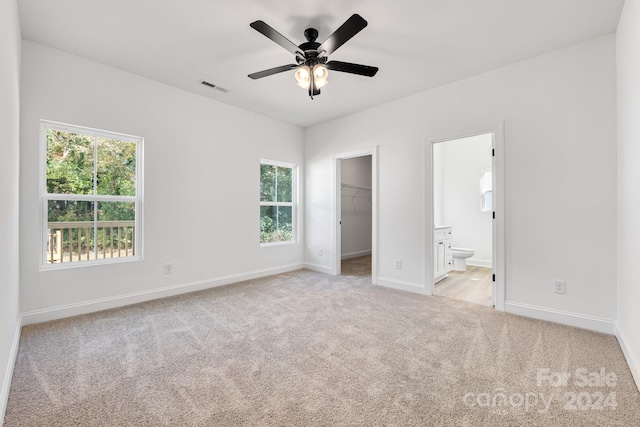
[42,121,142,266]
[260,161,295,244]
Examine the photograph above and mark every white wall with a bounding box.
[0,0,21,421]
[305,34,617,327]
[616,0,640,390]
[341,156,372,258]
[432,144,444,226]
[19,41,304,321]
[434,134,493,266]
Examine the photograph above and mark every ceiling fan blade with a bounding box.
[250,20,303,57]
[248,64,298,80]
[318,14,368,57]
[326,61,379,77]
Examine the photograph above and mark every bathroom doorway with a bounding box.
[333,147,378,283]
[426,126,505,310]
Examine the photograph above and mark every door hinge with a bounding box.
[492,274,495,282]
[492,148,495,156]
[492,211,495,219]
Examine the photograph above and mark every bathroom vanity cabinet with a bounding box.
[434,226,452,282]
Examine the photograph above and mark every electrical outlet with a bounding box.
[395,259,402,270]
[318,248,323,257]
[553,280,566,294]
[164,263,173,274]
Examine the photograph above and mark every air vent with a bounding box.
[200,80,228,93]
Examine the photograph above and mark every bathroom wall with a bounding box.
[433,146,445,226]
[434,134,493,266]
[341,156,372,259]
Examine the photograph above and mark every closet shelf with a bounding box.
[341,183,372,191]
[341,183,372,198]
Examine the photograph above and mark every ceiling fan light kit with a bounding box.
[295,64,329,90]
[248,14,378,99]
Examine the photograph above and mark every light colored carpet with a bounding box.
[4,268,640,426]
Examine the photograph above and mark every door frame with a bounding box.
[333,146,378,284]
[424,123,505,310]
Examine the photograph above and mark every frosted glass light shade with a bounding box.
[313,64,329,89]
[294,64,329,90]
[295,66,311,89]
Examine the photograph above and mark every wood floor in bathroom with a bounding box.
[343,255,493,307]
[434,265,493,307]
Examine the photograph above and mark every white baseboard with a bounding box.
[341,250,371,260]
[1,318,22,426]
[21,263,304,325]
[504,301,616,334]
[303,262,334,275]
[615,325,640,392]
[467,259,492,268]
[376,277,426,295]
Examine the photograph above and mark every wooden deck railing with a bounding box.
[47,221,135,263]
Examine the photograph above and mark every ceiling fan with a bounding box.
[248,14,379,99]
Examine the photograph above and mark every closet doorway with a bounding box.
[334,147,378,283]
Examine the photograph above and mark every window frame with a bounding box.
[39,120,144,270]
[259,159,298,246]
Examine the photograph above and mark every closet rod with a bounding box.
[341,183,372,191]
[341,183,372,202]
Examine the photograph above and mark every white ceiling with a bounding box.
[18,0,625,128]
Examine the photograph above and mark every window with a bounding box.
[41,120,143,268]
[481,168,493,212]
[260,161,296,244]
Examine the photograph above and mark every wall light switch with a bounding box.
[395,259,402,270]
[164,263,173,274]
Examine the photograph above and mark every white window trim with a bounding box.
[260,159,298,246]
[39,120,144,270]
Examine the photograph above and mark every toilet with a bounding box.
[452,247,474,271]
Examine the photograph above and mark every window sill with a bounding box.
[40,255,142,271]
[260,240,297,248]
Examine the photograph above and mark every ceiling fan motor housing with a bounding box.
[297,28,323,65]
